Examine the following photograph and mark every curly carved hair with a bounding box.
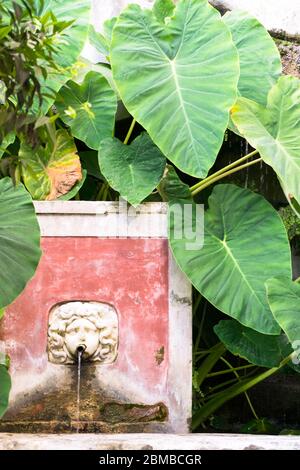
[48,301,118,364]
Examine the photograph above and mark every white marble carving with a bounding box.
[48,301,118,364]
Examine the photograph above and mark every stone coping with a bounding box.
[33,201,167,215]
[0,433,299,450]
[33,201,169,237]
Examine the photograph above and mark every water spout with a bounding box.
[76,346,84,433]
[76,344,86,355]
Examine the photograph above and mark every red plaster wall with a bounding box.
[1,238,169,391]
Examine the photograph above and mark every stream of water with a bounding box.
[76,349,82,433]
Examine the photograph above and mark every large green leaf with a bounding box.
[80,151,104,181]
[169,184,291,334]
[56,71,117,150]
[88,25,109,57]
[0,307,4,320]
[223,11,282,105]
[157,164,191,202]
[0,133,15,158]
[39,0,91,65]
[0,79,6,104]
[33,0,91,113]
[99,133,166,206]
[58,169,87,200]
[19,129,82,200]
[153,0,175,23]
[103,17,118,47]
[279,179,300,219]
[0,177,41,308]
[0,365,11,418]
[231,76,300,207]
[110,0,239,178]
[214,319,283,368]
[71,58,117,95]
[266,277,300,344]
[88,15,118,58]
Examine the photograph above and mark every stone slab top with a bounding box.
[33,201,167,215]
[0,433,300,450]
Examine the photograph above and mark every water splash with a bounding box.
[76,349,83,433]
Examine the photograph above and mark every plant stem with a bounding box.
[194,343,226,389]
[206,377,239,396]
[95,182,106,201]
[102,183,109,201]
[195,346,222,357]
[192,354,293,429]
[193,292,202,318]
[220,357,259,420]
[190,149,259,193]
[191,157,262,197]
[205,367,260,398]
[195,351,211,357]
[123,118,136,145]
[193,301,208,362]
[206,364,255,378]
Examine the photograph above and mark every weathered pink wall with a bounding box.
[1,238,169,392]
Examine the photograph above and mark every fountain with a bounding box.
[0,201,192,434]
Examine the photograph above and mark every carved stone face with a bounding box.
[64,318,99,360]
[48,301,118,365]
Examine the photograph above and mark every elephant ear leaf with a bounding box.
[88,16,118,57]
[266,277,300,344]
[34,0,92,113]
[103,17,118,46]
[110,0,239,178]
[158,165,191,202]
[19,130,82,200]
[56,71,117,150]
[0,133,15,158]
[223,10,281,104]
[88,25,109,57]
[0,365,11,418]
[214,319,284,368]
[231,76,300,208]
[153,0,175,23]
[99,133,166,207]
[58,170,87,200]
[169,184,291,334]
[0,177,41,309]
